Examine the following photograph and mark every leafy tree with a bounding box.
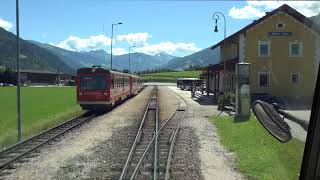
[0,67,16,84]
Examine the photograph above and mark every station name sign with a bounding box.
[268,32,292,36]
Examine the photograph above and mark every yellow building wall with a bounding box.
[245,12,317,100]
[221,41,238,62]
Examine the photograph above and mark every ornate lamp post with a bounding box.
[213,12,227,92]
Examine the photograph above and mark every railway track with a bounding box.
[0,111,96,175]
[119,86,188,180]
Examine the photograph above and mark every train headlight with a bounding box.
[79,92,83,96]
[103,92,107,96]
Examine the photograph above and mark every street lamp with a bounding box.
[213,12,227,92]
[110,22,122,70]
[128,45,135,72]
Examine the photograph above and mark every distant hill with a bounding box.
[161,47,220,70]
[0,28,75,74]
[29,41,110,70]
[310,14,320,25]
[31,42,175,72]
[153,53,176,64]
[112,52,168,71]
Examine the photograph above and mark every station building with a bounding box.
[201,4,320,105]
[19,69,74,85]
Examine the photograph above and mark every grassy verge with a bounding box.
[0,87,84,149]
[142,70,201,82]
[211,115,305,179]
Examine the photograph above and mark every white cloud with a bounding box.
[134,41,201,55]
[55,34,111,51]
[112,48,127,55]
[229,1,320,19]
[117,32,151,46]
[0,18,13,31]
[53,33,200,56]
[229,5,265,19]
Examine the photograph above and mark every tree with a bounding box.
[0,67,16,84]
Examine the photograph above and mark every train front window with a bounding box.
[80,76,107,90]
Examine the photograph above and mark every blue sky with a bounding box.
[0,1,319,57]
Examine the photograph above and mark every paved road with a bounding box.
[284,110,310,142]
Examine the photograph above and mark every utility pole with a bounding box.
[110,22,122,70]
[128,45,135,72]
[16,0,22,142]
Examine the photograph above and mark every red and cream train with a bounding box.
[76,67,142,110]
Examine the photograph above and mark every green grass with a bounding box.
[142,70,202,82]
[211,115,305,180]
[0,87,84,149]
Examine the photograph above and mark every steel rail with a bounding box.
[164,88,189,180]
[0,113,95,171]
[118,86,155,180]
[154,89,159,180]
[0,111,93,157]
[129,102,181,180]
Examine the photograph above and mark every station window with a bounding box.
[258,41,271,57]
[276,23,285,29]
[258,72,271,87]
[291,73,300,84]
[289,42,303,57]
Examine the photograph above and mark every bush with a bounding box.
[218,91,235,109]
[65,80,76,86]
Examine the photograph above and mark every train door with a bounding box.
[110,74,114,99]
[122,75,125,91]
[129,76,133,95]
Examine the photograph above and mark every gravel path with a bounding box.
[3,87,153,179]
[167,86,243,180]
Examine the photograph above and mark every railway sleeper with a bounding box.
[17,158,29,163]
[135,145,150,152]
[4,163,19,170]
[159,153,169,159]
[159,140,171,146]
[159,150,169,156]
[134,172,152,180]
[1,153,21,159]
[19,144,37,149]
[7,149,27,154]
[134,163,153,171]
[0,170,11,177]
[24,153,39,159]
[140,134,154,139]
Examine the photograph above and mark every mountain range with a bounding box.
[29,41,177,73]
[161,47,220,70]
[0,27,178,74]
[0,28,75,74]
[0,14,319,74]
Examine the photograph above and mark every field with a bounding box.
[0,87,83,149]
[142,71,202,82]
[211,115,305,179]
